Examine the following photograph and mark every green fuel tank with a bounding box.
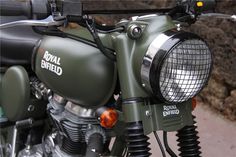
[34,36,117,108]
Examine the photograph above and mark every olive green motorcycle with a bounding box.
[0,0,218,157]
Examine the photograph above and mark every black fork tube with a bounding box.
[126,121,151,157]
[123,99,151,157]
[176,115,202,157]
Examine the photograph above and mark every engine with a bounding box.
[18,94,109,157]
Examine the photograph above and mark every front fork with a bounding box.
[113,34,201,157]
[176,115,202,157]
[114,34,152,156]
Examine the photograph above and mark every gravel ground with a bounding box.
[149,103,236,157]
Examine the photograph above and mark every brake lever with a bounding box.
[200,13,236,22]
[0,15,65,29]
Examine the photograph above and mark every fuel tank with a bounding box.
[34,36,117,108]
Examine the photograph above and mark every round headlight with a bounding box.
[141,31,212,103]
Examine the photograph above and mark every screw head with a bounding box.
[27,105,35,112]
[35,91,42,100]
[176,24,181,31]
[145,110,152,117]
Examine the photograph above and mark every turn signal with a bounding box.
[192,97,197,110]
[97,107,118,128]
[197,1,204,7]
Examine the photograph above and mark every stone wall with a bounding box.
[190,0,236,120]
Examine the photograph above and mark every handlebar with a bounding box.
[0,0,31,18]
[0,0,49,19]
[0,0,218,29]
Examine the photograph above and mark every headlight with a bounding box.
[141,30,212,103]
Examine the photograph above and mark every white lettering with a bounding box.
[41,51,62,76]
[163,105,180,117]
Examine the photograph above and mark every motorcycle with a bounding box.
[0,0,226,156]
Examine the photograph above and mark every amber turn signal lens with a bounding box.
[99,108,118,128]
[197,1,204,7]
[192,97,197,110]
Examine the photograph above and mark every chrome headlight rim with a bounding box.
[141,30,212,103]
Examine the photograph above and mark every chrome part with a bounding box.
[131,14,157,21]
[10,127,17,157]
[176,23,182,31]
[0,16,64,29]
[48,94,66,114]
[65,102,95,118]
[27,105,35,112]
[43,133,56,155]
[200,13,236,22]
[232,15,236,21]
[145,110,152,117]
[18,144,43,157]
[131,16,139,21]
[128,24,143,39]
[137,14,157,20]
[141,32,173,93]
[30,78,50,100]
[48,96,64,115]
[53,94,67,105]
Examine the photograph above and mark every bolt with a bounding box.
[35,91,42,100]
[132,27,142,38]
[27,105,35,112]
[145,110,152,117]
[190,14,195,19]
[128,24,143,39]
[51,133,57,138]
[176,24,181,31]
[133,27,141,35]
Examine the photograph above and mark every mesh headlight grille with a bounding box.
[141,31,212,104]
[159,39,212,102]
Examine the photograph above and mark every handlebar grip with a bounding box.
[0,0,32,18]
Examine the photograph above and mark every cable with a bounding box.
[153,131,166,157]
[97,27,124,34]
[163,131,177,157]
[85,18,116,61]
